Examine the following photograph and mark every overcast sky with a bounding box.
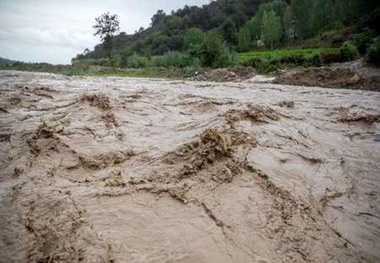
[0,0,209,64]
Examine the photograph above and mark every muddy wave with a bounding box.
[0,71,379,262]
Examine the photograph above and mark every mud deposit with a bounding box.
[1,71,380,263]
[274,61,380,91]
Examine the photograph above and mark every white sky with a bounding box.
[0,0,210,64]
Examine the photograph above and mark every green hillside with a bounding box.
[77,0,379,62]
[0,57,16,66]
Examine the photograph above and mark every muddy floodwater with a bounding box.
[0,71,379,263]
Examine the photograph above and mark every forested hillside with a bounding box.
[0,57,16,66]
[78,0,379,60]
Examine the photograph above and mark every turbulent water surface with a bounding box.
[0,71,379,262]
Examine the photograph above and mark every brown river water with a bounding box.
[0,71,379,262]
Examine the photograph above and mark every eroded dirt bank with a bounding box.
[274,60,380,91]
[0,71,379,263]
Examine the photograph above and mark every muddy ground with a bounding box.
[0,70,379,263]
[274,60,380,91]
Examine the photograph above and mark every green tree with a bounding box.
[237,26,252,51]
[248,3,275,43]
[184,28,205,57]
[93,12,120,57]
[311,0,333,34]
[283,6,294,40]
[249,16,261,42]
[221,17,238,46]
[261,10,282,49]
[291,0,313,39]
[166,15,182,32]
[333,0,362,26]
[271,0,287,19]
[151,10,166,27]
[199,31,234,68]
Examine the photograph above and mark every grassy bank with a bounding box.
[2,41,375,78]
[238,47,339,61]
[237,47,345,73]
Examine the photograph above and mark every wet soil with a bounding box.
[274,60,380,91]
[190,67,256,82]
[1,70,380,262]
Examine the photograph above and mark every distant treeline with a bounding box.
[0,57,16,66]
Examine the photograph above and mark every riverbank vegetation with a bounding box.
[72,0,379,71]
[1,0,379,77]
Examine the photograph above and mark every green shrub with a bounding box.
[125,53,147,68]
[213,45,238,68]
[240,57,263,68]
[119,55,128,68]
[72,58,110,67]
[153,52,193,68]
[64,67,86,76]
[306,54,322,67]
[339,42,359,62]
[365,38,380,67]
[119,49,133,68]
[268,57,280,67]
[279,55,306,64]
[109,57,120,67]
[240,57,278,74]
[198,31,236,68]
[184,58,201,76]
[352,29,376,55]
[184,66,197,77]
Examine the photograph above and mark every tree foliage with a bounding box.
[79,0,376,61]
[291,0,313,39]
[339,42,359,61]
[261,10,282,49]
[184,28,205,56]
[366,37,380,67]
[93,12,120,42]
[237,26,252,52]
[199,31,235,68]
[93,12,120,57]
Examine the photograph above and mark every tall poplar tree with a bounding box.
[261,10,282,49]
